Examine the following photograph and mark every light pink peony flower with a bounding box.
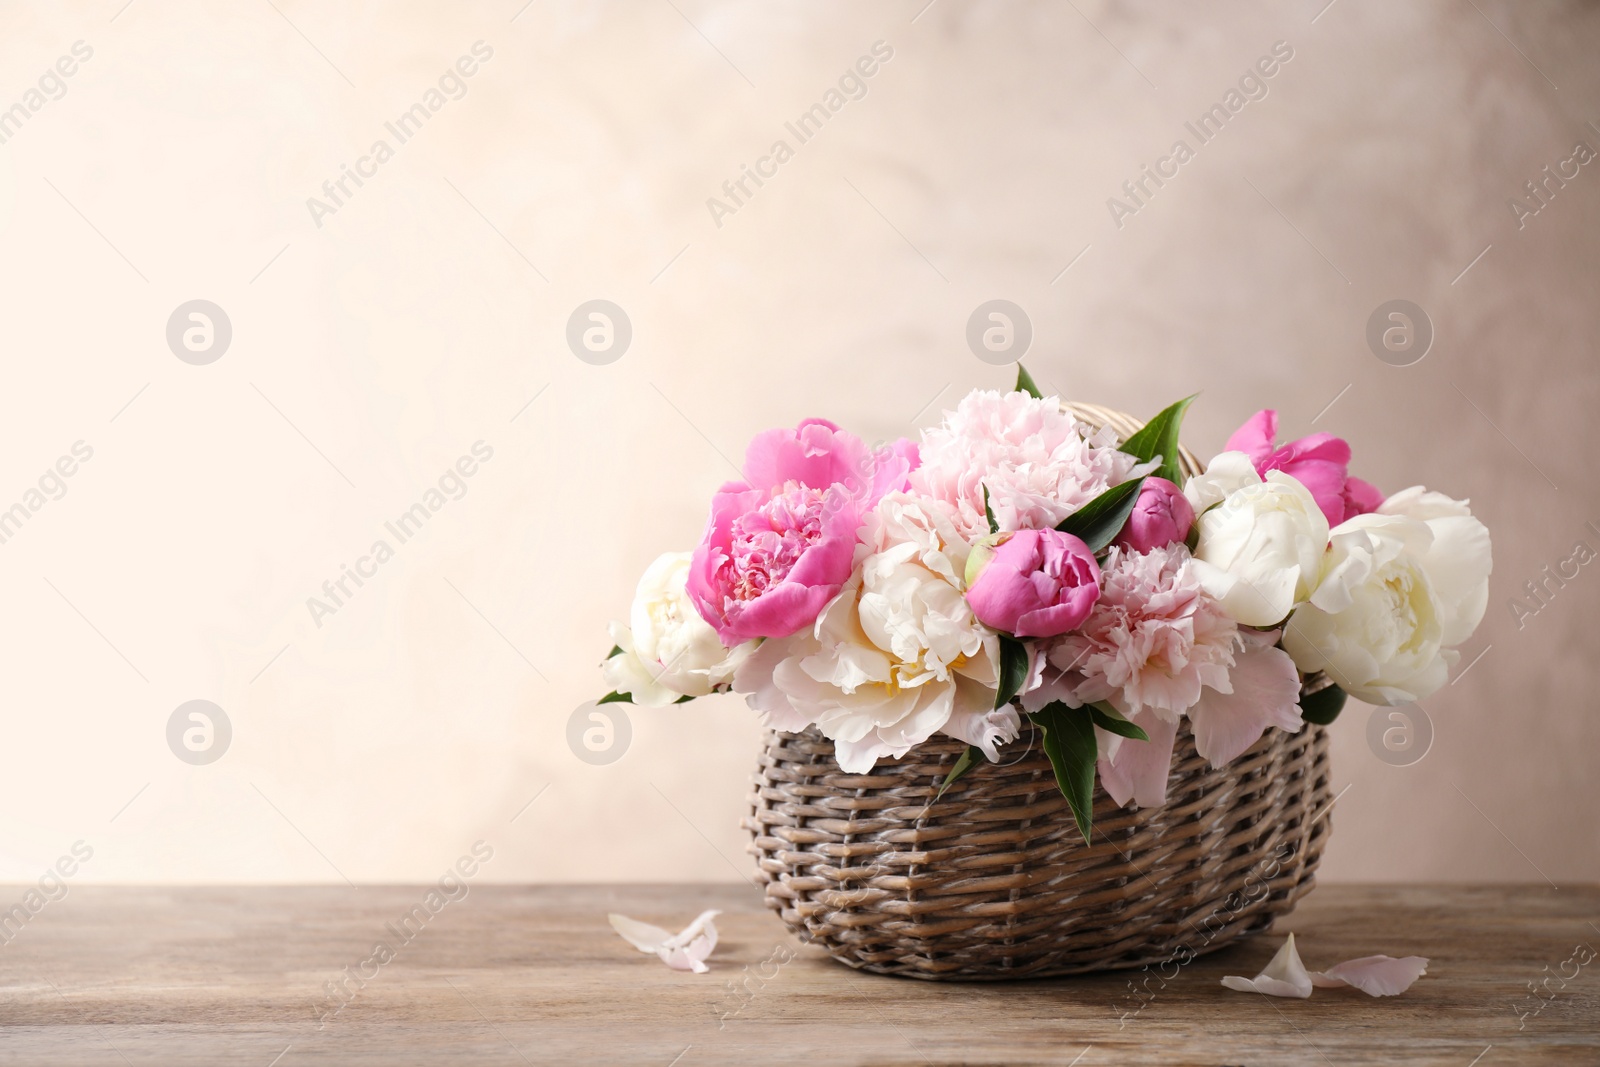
[911,390,1151,540]
[1113,476,1195,554]
[1033,544,1237,719]
[1225,409,1382,527]
[964,529,1100,638]
[1022,544,1303,807]
[1093,638,1304,808]
[688,419,916,644]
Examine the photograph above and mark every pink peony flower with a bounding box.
[964,529,1100,638]
[911,390,1151,540]
[1225,409,1382,526]
[688,419,916,644]
[1113,476,1195,553]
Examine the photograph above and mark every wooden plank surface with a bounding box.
[0,883,1595,1065]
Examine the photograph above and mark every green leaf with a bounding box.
[1032,702,1098,843]
[994,634,1030,709]
[1299,682,1347,725]
[1088,701,1149,742]
[606,645,625,659]
[983,484,1000,535]
[1015,363,1043,399]
[1119,395,1197,485]
[1055,477,1145,552]
[933,744,985,802]
[598,690,693,705]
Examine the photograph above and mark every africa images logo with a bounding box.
[1104,40,1294,229]
[306,442,494,628]
[306,41,495,227]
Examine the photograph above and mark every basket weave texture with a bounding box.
[739,401,1333,979]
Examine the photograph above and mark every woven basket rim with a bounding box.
[1058,398,1205,478]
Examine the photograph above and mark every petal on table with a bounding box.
[1221,932,1314,998]
[1310,954,1429,996]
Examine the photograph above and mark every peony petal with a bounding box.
[733,635,819,732]
[602,639,682,708]
[872,438,921,499]
[660,935,716,973]
[1411,513,1492,648]
[1183,451,1263,513]
[1221,932,1314,998]
[1343,476,1384,517]
[1018,657,1082,714]
[1189,557,1301,630]
[662,909,721,951]
[1189,643,1304,767]
[741,419,850,490]
[1097,711,1178,808]
[1223,409,1279,462]
[610,910,721,974]
[1309,514,1431,615]
[1220,973,1315,998]
[1377,485,1469,521]
[832,734,900,772]
[608,913,676,953]
[723,579,842,642]
[1277,432,1351,467]
[940,677,1020,761]
[1309,954,1429,997]
[831,684,954,771]
[1277,457,1352,527]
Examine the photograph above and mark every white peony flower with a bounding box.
[861,491,973,587]
[604,552,753,706]
[1282,490,1490,705]
[734,495,1013,772]
[1281,516,1441,704]
[1186,453,1330,627]
[911,389,1152,540]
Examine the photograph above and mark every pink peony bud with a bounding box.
[1114,477,1195,553]
[964,528,1100,638]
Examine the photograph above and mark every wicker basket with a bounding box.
[739,401,1334,979]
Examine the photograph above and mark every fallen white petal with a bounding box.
[1221,932,1313,998]
[608,909,721,973]
[608,913,676,953]
[1310,955,1429,996]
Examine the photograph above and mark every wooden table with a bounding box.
[2,884,1595,1065]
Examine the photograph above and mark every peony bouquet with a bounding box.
[599,365,1491,841]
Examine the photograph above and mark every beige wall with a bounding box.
[0,0,1595,886]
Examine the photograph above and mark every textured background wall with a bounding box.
[0,0,1595,886]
